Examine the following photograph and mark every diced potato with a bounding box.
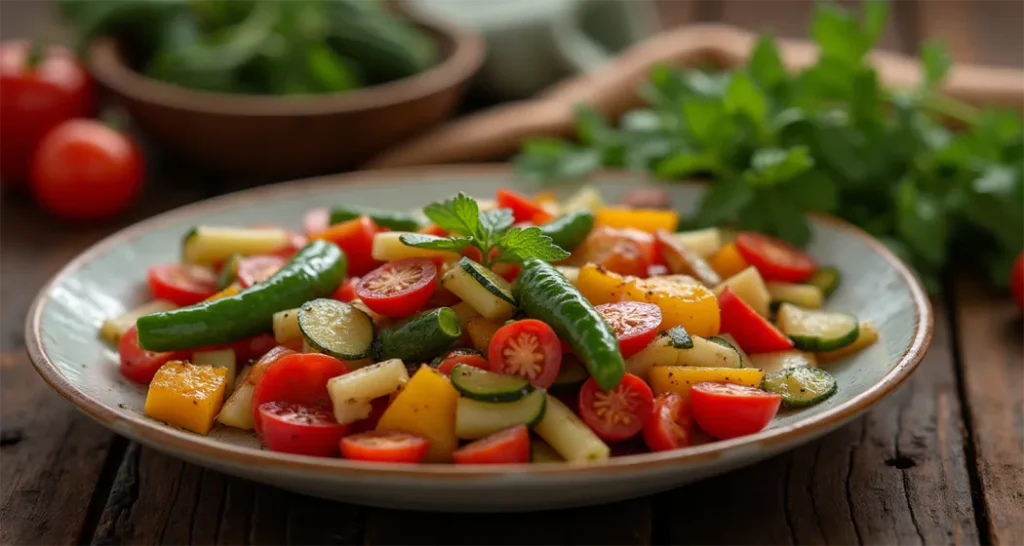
[377,365,459,462]
[371,232,459,261]
[576,263,628,306]
[350,298,391,327]
[561,186,604,213]
[534,394,609,462]
[623,275,720,337]
[192,348,238,392]
[530,439,564,462]
[328,359,408,424]
[184,227,290,265]
[100,300,177,345]
[674,228,722,258]
[649,366,765,400]
[817,322,879,361]
[272,308,302,344]
[216,347,292,430]
[708,243,748,279]
[555,266,580,285]
[466,316,503,354]
[714,266,771,317]
[450,301,480,348]
[145,361,227,435]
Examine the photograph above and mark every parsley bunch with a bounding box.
[399,193,570,266]
[514,0,1023,293]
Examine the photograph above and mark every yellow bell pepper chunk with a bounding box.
[145,361,228,435]
[649,366,765,400]
[623,275,720,337]
[594,207,679,234]
[576,263,628,306]
[708,243,749,279]
[205,284,240,301]
[377,365,459,462]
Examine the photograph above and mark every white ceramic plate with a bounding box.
[26,166,931,511]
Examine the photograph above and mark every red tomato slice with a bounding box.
[689,382,781,439]
[718,287,794,354]
[348,396,390,434]
[304,208,330,236]
[573,227,655,277]
[236,255,286,288]
[229,333,279,363]
[594,301,662,358]
[642,393,693,452]
[118,326,187,385]
[310,216,381,277]
[452,424,530,464]
[435,350,489,376]
[488,319,562,388]
[355,258,437,317]
[251,353,350,435]
[578,373,654,442]
[332,277,360,303]
[258,401,346,457]
[340,430,430,463]
[417,224,447,237]
[496,188,553,224]
[146,264,218,306]
[734,232,816,283]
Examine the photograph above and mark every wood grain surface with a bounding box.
[1,0,1022,544]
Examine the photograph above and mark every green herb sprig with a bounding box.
[514,0,1023,293]
[399,193,570,266]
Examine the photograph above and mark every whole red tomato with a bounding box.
[0,41,94,187]
[1011,252,1023,311]
[31,119,144,220]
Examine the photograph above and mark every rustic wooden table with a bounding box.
[2,1,1022,544]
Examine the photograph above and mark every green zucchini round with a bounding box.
[761,367,837,407]
[298,298,375,360]
[450,364,534,402]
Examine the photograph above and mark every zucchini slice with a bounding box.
[767,282,824,310]
[455,388,547,439]
[372,307,462,363]
[749,350,817,374]
[551,355,588,392]
[298,299,374,360]
[808,266,841,297]
[441,257,517,321]
[183,226,290,265]
[761,367,837,407]
[776,303,859,352]
[450,364,533,402]
[817,321,879,362]
[683,335,742,368]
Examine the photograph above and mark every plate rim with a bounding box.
[25,164,933,479]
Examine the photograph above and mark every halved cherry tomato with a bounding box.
[689,382,781,439]
[228,333,279,363]
[578,373,654,442]
[734,232,816,283]
[452,424,530,464]
[147,264,218,306]
[594,301,662,358]
[718,287,793,354]
[461,246,483,263]
[496,188,552,224]
[355,258,437,317]
[435,350,489,376]
[417,223,447,237]
[349,396,390,434]
[488,319,562,388]
[239,345,295,389]
[310,216,381,277]
[491,262,521,283]
[332,277,360,303]
[340,430,430,463]
[250,353,350,435]
[258,401,346,457]
[236,255,286,288]
[118,326,187,385]
[303,208,330,236]
[573,227,655,277]
[1010,252,1023,310]
[642,393,693,452]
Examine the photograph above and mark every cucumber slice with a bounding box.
[455,388,547,439]
[450,364,534,402]
[183,226,290,265]
[808,266,840,297]
[217,253,243,290]
[767,282,824,310]
[749,350,817,374]
[441,257,517,321]
[776,303,859,352]
[298,298,374,360]
[372,307,462,363]
[551,354,588,391]
[707,336,744,368]
[761,367,837,407]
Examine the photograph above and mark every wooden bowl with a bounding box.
[87,21,484,179]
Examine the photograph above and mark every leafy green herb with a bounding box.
[400,193,570,266]
[513,0,1022,293]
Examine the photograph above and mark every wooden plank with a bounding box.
[915,0,1024,69]
[658,302,978,544]
[951,279,1024,546]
